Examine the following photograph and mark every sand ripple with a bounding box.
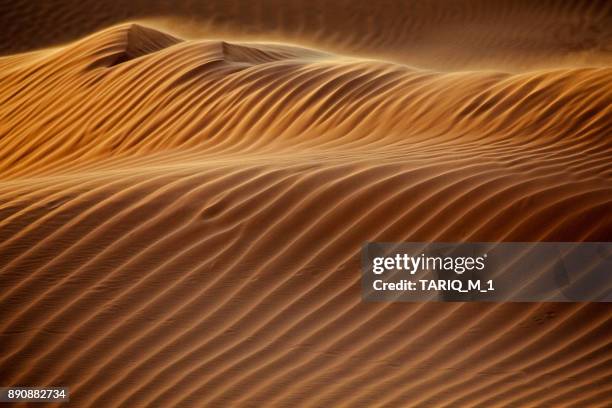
[0,23,611,407]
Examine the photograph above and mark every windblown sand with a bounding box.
[0,1,611,407]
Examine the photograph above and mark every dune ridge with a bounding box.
[1,25,610,180]
[1,0,611,71]
[0,23,611,407]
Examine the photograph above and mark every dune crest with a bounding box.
[2,0,611,71]
[0,24,610,180]
[98,24,183,67]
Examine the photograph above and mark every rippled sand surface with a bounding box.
[1,1,611,407]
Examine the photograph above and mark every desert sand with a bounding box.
[0,1,611,407]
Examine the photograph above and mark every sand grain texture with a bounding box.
[0,3,611,407]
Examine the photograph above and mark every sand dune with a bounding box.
[1,1,612,71]
[1,24,610,178]
[0,18,611,408]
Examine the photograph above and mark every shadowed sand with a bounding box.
[0,18,611,408]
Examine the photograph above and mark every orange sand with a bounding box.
[0,2,611,406]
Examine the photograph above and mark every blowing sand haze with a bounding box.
[0,1,611,407]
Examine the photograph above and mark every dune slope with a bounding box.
[0,24,611,407]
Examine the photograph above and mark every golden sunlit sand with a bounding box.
[0,1,611,406]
